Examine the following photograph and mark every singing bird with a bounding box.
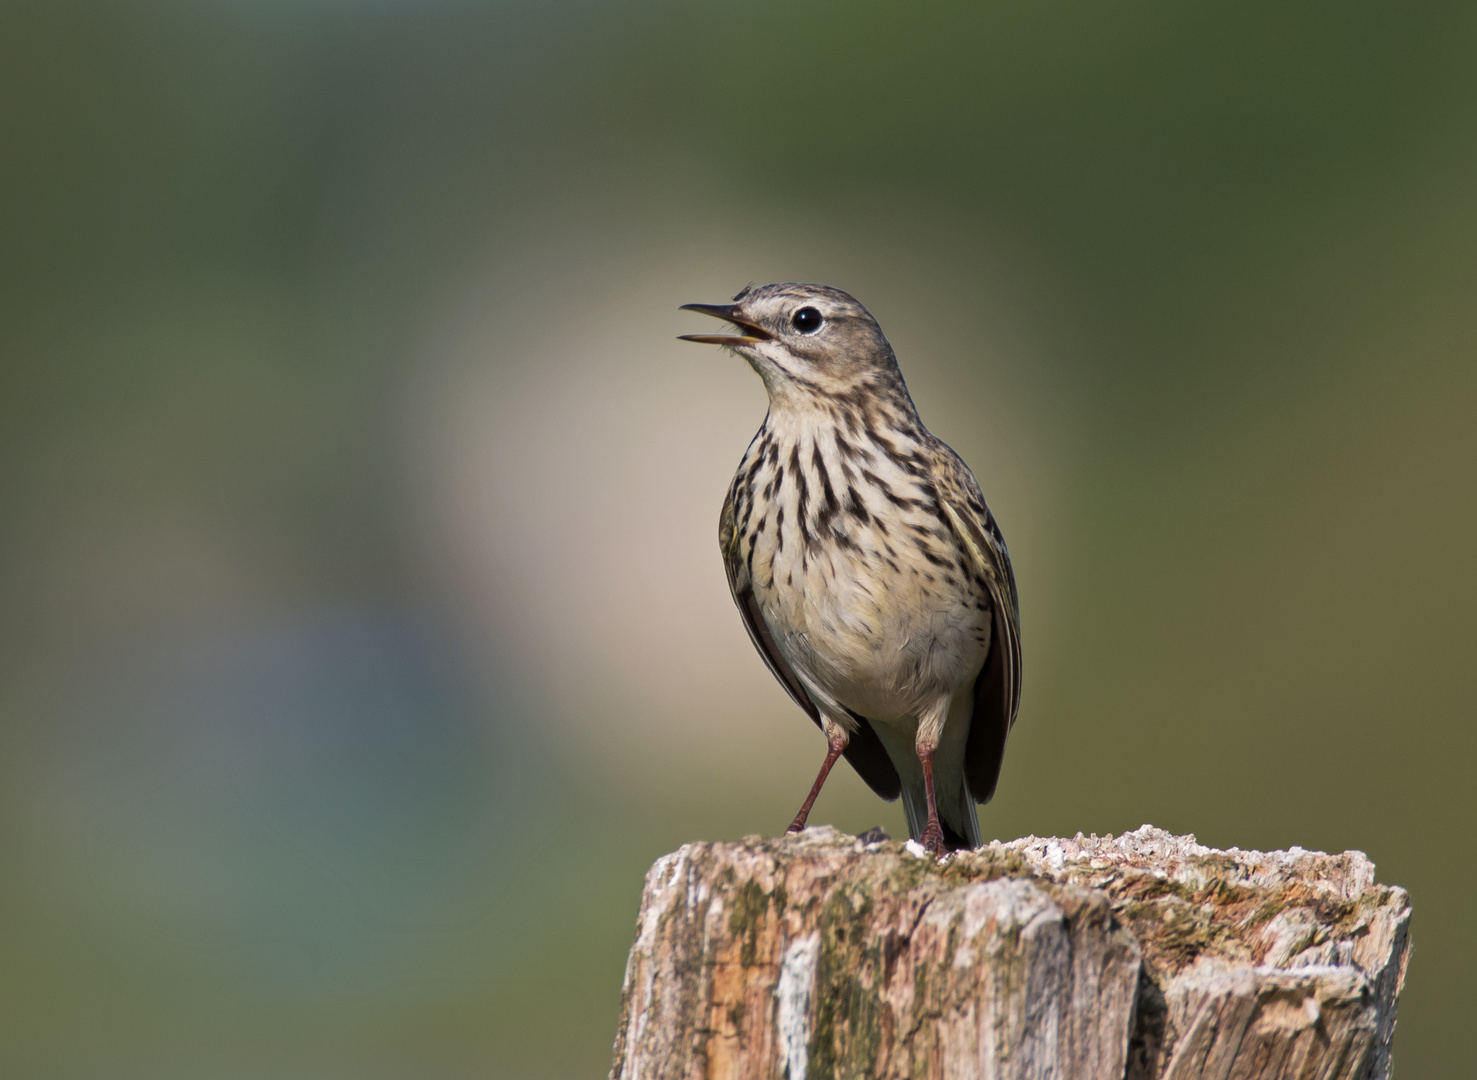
[680,283,1021,854]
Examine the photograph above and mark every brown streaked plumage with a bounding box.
[682,283,1021,855]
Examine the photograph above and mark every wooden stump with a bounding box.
[608,825,1410,1080]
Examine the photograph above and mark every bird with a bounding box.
[679,283,1021,855]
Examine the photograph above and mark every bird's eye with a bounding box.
[791,307,823,334]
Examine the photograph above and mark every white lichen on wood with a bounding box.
[776,934,820,1080]
[608,825,1409,1080]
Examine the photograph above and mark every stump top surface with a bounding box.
[990,824,1381,900]
[679,823,1407,979]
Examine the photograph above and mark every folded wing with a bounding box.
[929,448,1023,804]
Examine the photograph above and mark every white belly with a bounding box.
[752,527,991,724]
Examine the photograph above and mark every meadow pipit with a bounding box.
[680,283,1022,855]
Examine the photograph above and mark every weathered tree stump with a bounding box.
[609,825,1409,1080]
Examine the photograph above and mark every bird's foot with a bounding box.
[785,818,807,835]
[919,820,947,857]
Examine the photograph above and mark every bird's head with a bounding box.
[679,282,909,411]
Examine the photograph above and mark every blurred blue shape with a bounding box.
[37,606,533,1002]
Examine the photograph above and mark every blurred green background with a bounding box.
[2,1,1473,1076]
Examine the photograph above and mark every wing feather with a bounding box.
[929,448,1023,804]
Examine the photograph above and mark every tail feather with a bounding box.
[900,783,926,842]
[953,784,982,849]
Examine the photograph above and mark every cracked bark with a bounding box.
[608,825,1410,1080]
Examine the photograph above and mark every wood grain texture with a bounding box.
[609,826,1409,1080]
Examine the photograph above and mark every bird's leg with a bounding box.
[786,721,849,834]
[916,737,947,856]
[914,698,951,856]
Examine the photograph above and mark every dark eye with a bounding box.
[791,306,823,334]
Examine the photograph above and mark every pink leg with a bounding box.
[917,746,947,856]
[786,728,848,834]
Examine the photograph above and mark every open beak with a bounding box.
[677,303,774,346]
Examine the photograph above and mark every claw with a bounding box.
[919,820,947,857]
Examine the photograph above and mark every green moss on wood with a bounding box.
[729,879,772,967]
[810,887,885,1078]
